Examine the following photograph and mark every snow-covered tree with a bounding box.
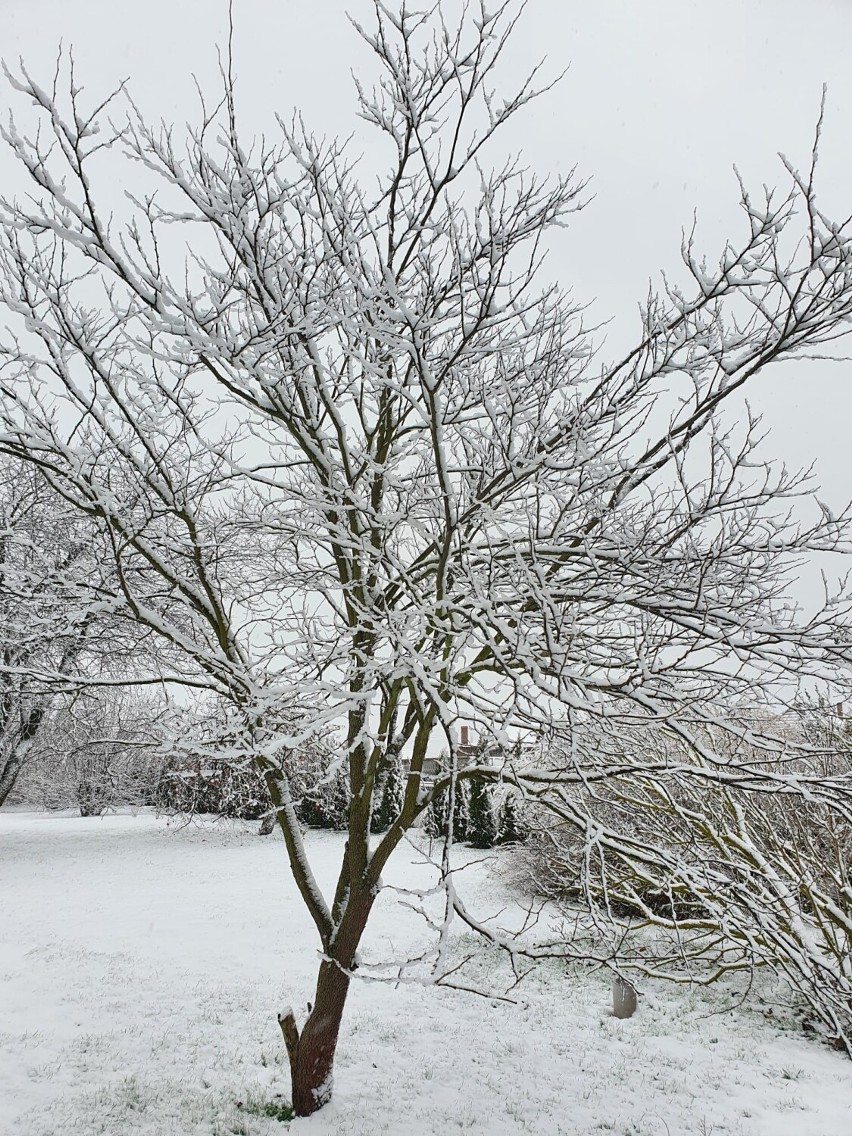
[424,775,450,840]
[21,688,165,815]
[370,752,404,834]
[467,775,497,848]
[496,789,526,845]
[1,0,852,1111]
[0,460,98,806]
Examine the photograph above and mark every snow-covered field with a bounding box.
[2,811,851,1136]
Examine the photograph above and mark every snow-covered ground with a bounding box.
[2,811,851,1135]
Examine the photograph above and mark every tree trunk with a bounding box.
[280,957,350,1115]
[278,888,373,1116]
[0,751,24,807]
[0,713,44,807]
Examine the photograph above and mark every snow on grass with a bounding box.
[1,810,851,1135]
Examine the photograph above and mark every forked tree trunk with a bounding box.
[278,887,374,1116]
[280,956,351,1115]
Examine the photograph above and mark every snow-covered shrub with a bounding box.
[155,701,349,830]
[424,783,449,839]
[158,749,352,829]
[295,757,350,831]
[425,777,470,842]
[496,789,528,845]
[157,758,270,820]
[370,755,404,833]
[523,716,852,1054]
[467,776,497,848]
[706,781,852,1052]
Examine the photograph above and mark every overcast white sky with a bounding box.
[2,0,851,505]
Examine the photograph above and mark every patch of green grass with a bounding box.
[238,1094,295,1123]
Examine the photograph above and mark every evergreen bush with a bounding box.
[467,776,497,848]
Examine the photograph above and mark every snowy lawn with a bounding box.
[2,811,851,1135]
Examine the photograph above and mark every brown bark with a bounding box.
[279,959,348,1115]
[279,888,374,1116]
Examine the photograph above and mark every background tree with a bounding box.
[0,459,98,806]
[467,774,497,848]
[497,788,527,845]
[19,688,166,815]
[370,751,404,834]
[1,0,852,1113]
[425,776,450,840]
